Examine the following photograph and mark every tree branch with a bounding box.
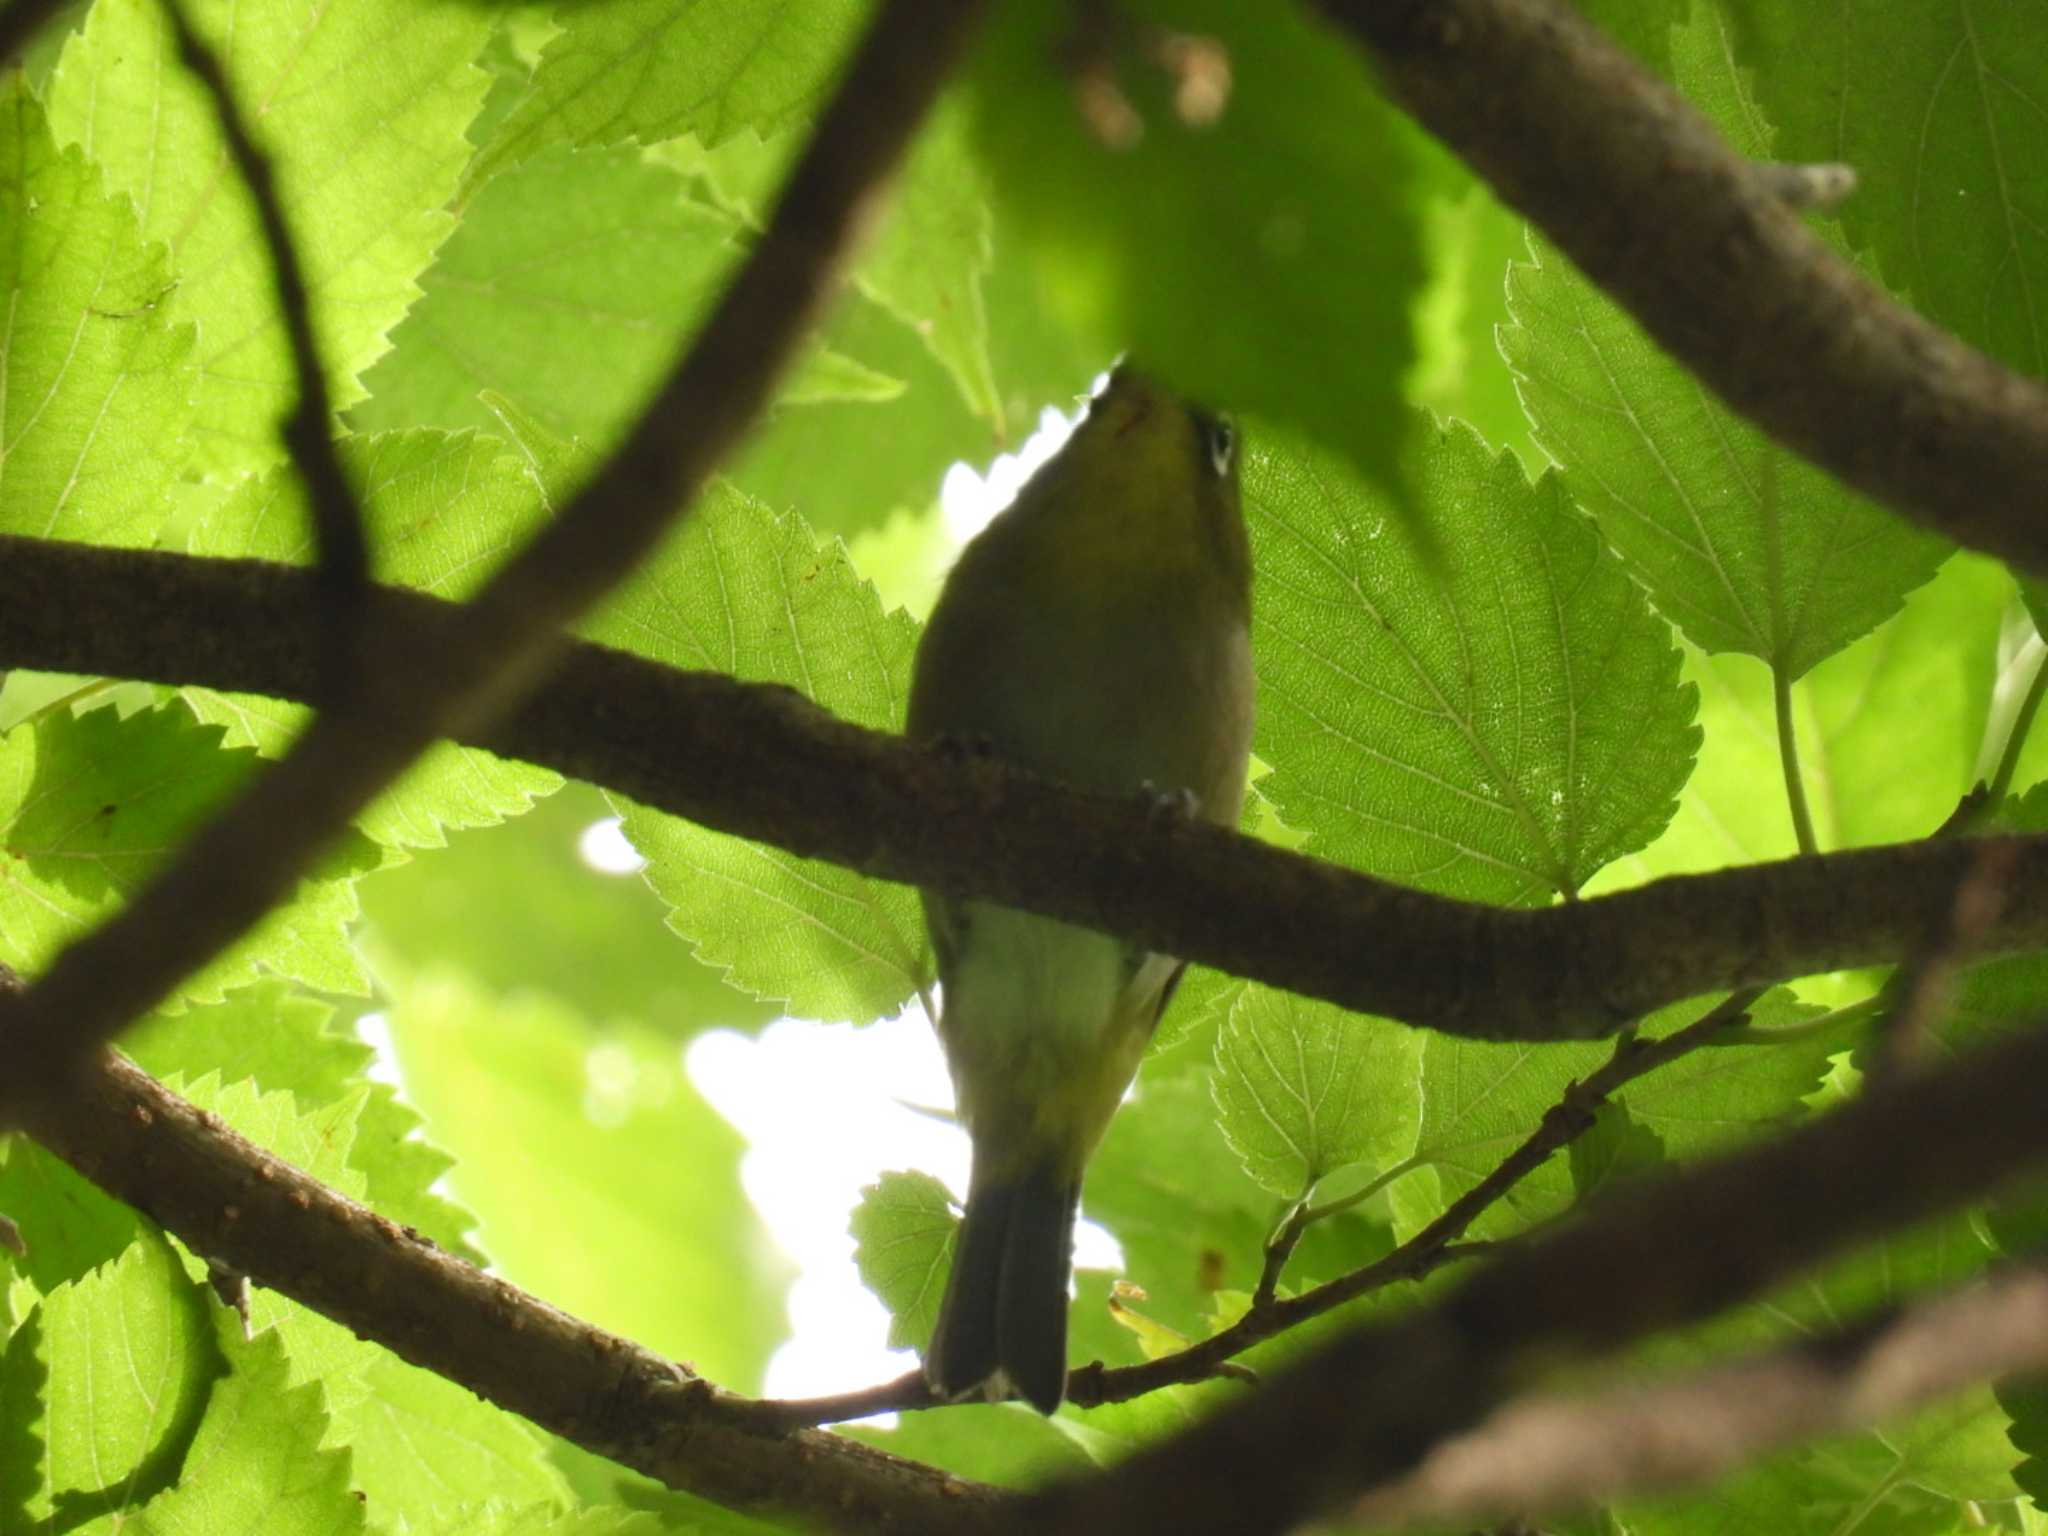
[0,0,988,1125]
[1314,0,2048,576]
[1024,1017,2048,1536]
[1068,990,1765,1406]
[5,536,2048,1046]
[1350,1263,2048,1528]
[8,1032,1015,1534]
[161,0,367,685]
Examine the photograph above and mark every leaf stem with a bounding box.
[1774,666,1820,856]
[1255,1153,1423,1307]
[1714,993,1883,1046]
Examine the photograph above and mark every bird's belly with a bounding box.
[936,905,1172,1176]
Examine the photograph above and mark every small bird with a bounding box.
[908,366,1255,1413]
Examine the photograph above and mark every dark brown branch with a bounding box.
[7,536,2048,1046]
[0,0,988,1125]
[1026,1017,2048,1536]
[1350,1264,2048,1528]
[161,0,367,680]
[1315,0,2048,576]
[10,1040,1014,1533]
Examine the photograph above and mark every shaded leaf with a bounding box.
[967,0,1421,491]
[1248,418,1698,903]
[1501,9,1949,680]
[0,705,376,1003]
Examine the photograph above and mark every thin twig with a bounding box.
[0,0,990,1127]
[1350,1264,2048,1528]
[1068,990,1764,1407]
[160,0,366,694]
[7,537,2048,1047]
[1315,0,2048,577]
[1028,1015,2048,1536]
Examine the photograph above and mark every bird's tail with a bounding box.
[923,1157,1079,1414]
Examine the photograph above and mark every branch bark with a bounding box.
[0,0,989,1125]
[5,536,2047,1044]
[1315,0,2048,576]
[10,1036,1014,1533]
[20,960,2048,1536]
[1026,1016,2048,1535]
[1351,1264,2048,1528]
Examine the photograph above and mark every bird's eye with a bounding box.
[1202,415,1236,477]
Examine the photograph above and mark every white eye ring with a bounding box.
[1205,416,1236,476]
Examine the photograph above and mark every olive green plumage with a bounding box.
[908,367,1255,1412]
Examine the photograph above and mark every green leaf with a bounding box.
[848,1170,956,1354]
[412,1509,669,1536]
[0,78,194,546]
[731,291,1014,541]
[0,703,376,1004]
[0,1307,46,1531]
[382,972,789,1394]
[851,1403,1092,1487]
[1412,989,1828,1238]
[1406,152,1543,475]
[580,479,926,1023]
[354,144,891,455]
[1567,1101,1666,1201]
[1247,417,1699,903]
[1501,10,1950,682]
[45,0,492,472]
[856,98,998,426]
[123,982,480,1261]
[1574,0,1687,75]
[967,0,1421,491]
[342,1354,568,1531]
[1596,553,2011,886]
[124,1311,363,1536]
[476,0,867,180]
[1736,0,2048,381]
[0,1132,144,1295]
[1211,987,1413,1197]
[1083,1072,1386,1336]
[9,1234,221,1530]
[184,430,563,850]
[1788,1218,2020,1504]
[357,782,777,1041]
[168,1073,569,1523]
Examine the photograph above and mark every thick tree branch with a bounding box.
[0,0,988,1125]
[23,965,2048,1536]
[1350,1264,2048,1528]
[1025,1017,2048,1536]
[1315,0,2048,576]
[9,1036,1014,1533]
[5,536,2048,1045]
